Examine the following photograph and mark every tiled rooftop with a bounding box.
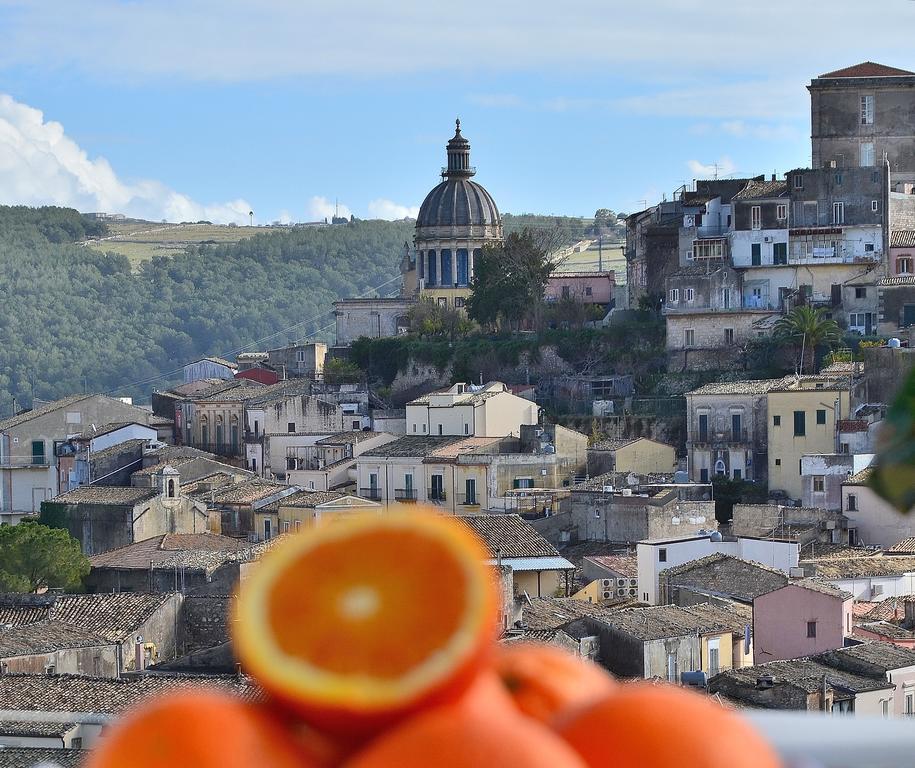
[843,467,873,486]
[50,486,159,505]
[456,514,559,559]
[716,658,892,694]
[520,597,638,632]
[360,435,463,458]
[804,555,915,579]
[88,438,148,462]
[571,470,676,491]
[77,421,149,440]
[257,490,345,511]
[878,275,915,286]
[818,641,915,673]
[589,437,640,451]
[316,430,380,445]
[0,394,91,431]
[790,578,853,601]
[733,180,788,200]
[0,721,78,737]
[600,603,744,641]
[209,479,289,505]
[0,621,110,657]
[0,673,260,715]
[583,554,638,578]
[0,593,175,643]
[424,437,503,461]
[888,537,915,553]
[662,553,788,603]
[687,378,788,396]
[0,747,83,767]
[819,62,915,78]
[89,533,251,571]
[856,621,915,641]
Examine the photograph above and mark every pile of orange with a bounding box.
[88,510,782,768]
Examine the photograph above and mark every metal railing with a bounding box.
[456,493,480,506]
[428,489,447,502]
[394,489,418,501]
[359,487,382,501]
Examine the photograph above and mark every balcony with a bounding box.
[243,431,263,443]
[359,487,382,501]
[394,489,418,502]
[456,493,480,507]
[428,489,447,503]
[692,429,750,448]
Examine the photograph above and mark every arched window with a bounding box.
[167,478,176,498]
[215,415,225,451]
[230,415,239,450]
[199,416,209,447]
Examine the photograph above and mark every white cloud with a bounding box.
[686,157,736,178]
[306,196,352,222]
[0,92,252,223]
[720,120,800,141]
[366,198,419,220]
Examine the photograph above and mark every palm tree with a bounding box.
[774,305,842,375]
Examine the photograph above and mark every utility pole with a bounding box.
[598,234,603,272]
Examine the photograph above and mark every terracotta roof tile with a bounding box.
[0,621,111,657]
[50,486,159,505]
[455,514,558,559]
[0,747,83,767]
[819,62,915,78]
[583,554,638,578]
[891,230,915,248]
[662,554,788,603]
[89,534,252,572]
[0,395,92,431]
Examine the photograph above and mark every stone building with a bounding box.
[265,342,327,379]
[809,62,915,184]
[41,466,211,555]
[0,621,119,677]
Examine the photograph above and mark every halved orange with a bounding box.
[233,511,500,733]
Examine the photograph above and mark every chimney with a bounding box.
[771,173,776,182]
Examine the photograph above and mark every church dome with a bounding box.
[415,120,501,234]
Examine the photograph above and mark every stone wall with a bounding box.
[860,346,915,403]
[178,595,231,655]
[1,644,119,677]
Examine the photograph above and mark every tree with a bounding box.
[466,229,556,331]
[408,297,474,341]
[774,306,842,374]
[322,357,363,384]
[0,521,89,592]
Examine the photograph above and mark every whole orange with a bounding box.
[345,672,587,768]
[86,689,317,768]
[494,642,616,723]
[555,683,781,768]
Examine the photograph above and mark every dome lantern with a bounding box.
[444,118,475,178]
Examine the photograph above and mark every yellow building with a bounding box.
[767,375,853,501]
[254,490,382,538]
[588,437,677,477]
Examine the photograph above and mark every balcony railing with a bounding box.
[243,431,263,443]
[394,488,418,502]
[428,489,447,502]
[456,493,480,507]
[359,487,382,501]
[693,428,750,446]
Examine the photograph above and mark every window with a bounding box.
[855,286,866,299]
[833,202,845,224]
[294,520,301,531]
[454,297,465,308]
[775,458,781,466]
[807,621,817,638]
[872,200,879,213]
[463,423,469,435]
[751,243,761,266]
[882,699,890,718]
[422,423,427,433]
[427,250,437,286]
[684,329,695,347]
[776,203,787,221]
[658,548,667,563]
[860,142,875,167]
[685,288,695,302]
[456,248,469,286]
[794,174,804,190]
[465,478,477,505]
[906,693,914,716]
[773,242,788,265]
[412,423,416,433]
[773,415,781,426]
[283,521,290,533]
[835,172,843,185]
[794,410,806,437]
[724,328,734,344]
[813,475,825,493]
[296,348,306,363]
[585,286,593,296]
[669,288,679,303]
[264,519,272,541]
[562,285,571,299]
[817,409,827,425]
[847,494,857,512]
[698,413,709,442]
[861,94,874,125]
[841,443,850,454]
[287,422,295,433]
[440,249,453,286]
[899,256,913,275]
[167,479,176,498]
[751,206,761,230]
[31,440,46,466]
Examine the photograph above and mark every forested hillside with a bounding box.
[0,208,607,415]
[0,208,410,414]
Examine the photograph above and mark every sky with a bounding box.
[1,0,914,224]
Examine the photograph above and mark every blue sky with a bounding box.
[1,0,914,223]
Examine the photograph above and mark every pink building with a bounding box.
[753,579,853,664]
[545,272,615,305]
[889,231,915,276]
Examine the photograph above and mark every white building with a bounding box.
[637,533,800,605]
[405,381,540,437]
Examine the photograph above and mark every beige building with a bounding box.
[0,394,156,516]
[254,490,382,538]
[842,467,915,548]
[587,437,676,477]
[285,431,397,491]
[406,381,539,438]
[767,375,853,501]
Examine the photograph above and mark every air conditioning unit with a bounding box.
[629,578,638,587]
[617,588,626,597]
[617,578,627,587]
[601,579,613,589]
[602,485,615,493]
[825,520,836,530]
[764,236,773,243]
[628,588,638,597]
[789,567,805,578]
[602,590,613,600]
[621,489,632,496]
[872,585,884,598]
